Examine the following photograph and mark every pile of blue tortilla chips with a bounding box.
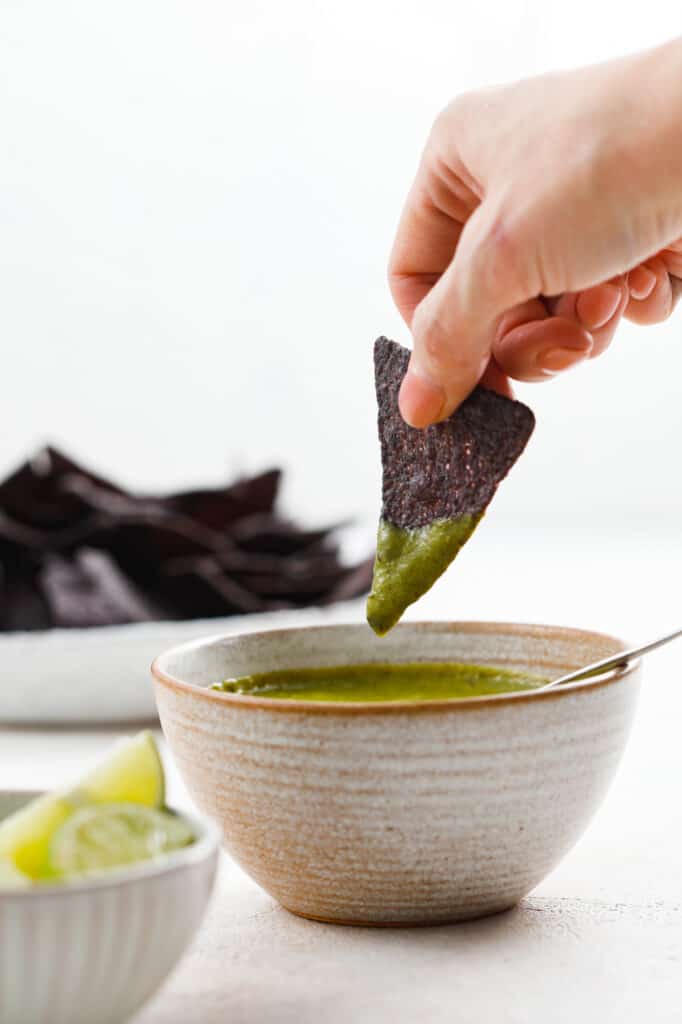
[0,447,372,630]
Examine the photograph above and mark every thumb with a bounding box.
[399,198,537,427]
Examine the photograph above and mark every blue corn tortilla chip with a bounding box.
[39,550,162,628]
[367,337,535,635]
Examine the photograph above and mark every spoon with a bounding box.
[538,625,682,691]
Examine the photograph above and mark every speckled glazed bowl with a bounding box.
[152,622,640,926]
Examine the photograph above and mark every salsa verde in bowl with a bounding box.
[211,661,548,701]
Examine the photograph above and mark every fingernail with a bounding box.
[576,283,622,329]
[399,368,446,428]
[627,265,656,301]
[537,347,589,375]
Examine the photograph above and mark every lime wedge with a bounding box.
[48,803,195,878]
[78,730,164,808]
[0,793,72,878]
[0,857,31,888]
[0,731,165,879]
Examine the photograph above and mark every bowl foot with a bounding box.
[278,900,520,928]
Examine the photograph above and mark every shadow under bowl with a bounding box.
[152,621,640,926]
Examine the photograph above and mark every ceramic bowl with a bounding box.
[0,793,220,1024]
[152,622,640,926]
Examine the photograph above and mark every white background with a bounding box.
[2,1,681,573]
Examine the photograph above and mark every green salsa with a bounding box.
[211,662,548,702]
[366,516,482,636]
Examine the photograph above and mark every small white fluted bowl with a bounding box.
[153,621,641,926]
[0,793,220,1024]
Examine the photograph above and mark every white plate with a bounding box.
[0,599,367,724]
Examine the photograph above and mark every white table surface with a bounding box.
[3,526,682,1023]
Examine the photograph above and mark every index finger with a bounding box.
[388,150,477,326]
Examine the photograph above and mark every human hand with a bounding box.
[390,39,682,427]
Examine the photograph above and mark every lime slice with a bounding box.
[48,803,195,878]
[0,793,72,878]
[0,857,31,888]
[78,730,164,808]
[0,731,164,879]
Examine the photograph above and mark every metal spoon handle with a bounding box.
[539,625,682,691]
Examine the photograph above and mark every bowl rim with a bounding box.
[151,620,639,715]
[0,794,220,898]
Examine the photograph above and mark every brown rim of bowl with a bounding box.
[150,621,640,715]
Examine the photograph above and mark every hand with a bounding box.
[390,39,682,427]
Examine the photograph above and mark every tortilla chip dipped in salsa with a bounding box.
[366,337,535,635]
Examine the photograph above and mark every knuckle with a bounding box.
[444,90,474,121]
[431,90,477,143]
[430,104,452,144]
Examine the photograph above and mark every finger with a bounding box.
[659,237,682,277]
[627,264,657,301]
[493,296,590,381]
[625,256,674,324]
[494,315,593,383]
[389,147,478,327]
[659,245,682,308]
[399,197,539,427]
[491,278,627,383]
[389,144,482,429]
[546,277,627,358]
